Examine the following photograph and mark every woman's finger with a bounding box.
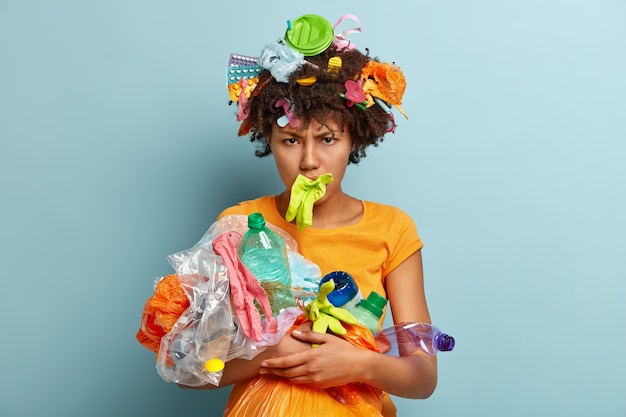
[289,329,331,345]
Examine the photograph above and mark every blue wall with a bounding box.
[1,1,625,416]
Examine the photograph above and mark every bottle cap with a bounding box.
[248,212,266,229]
[358,291,386,319]
[435,334,455,352]
[284,14,334,56]
[204,358,225,373]
[320,271,359,307]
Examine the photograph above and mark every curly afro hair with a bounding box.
[238,44,396,164]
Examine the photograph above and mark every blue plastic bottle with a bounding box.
[238,212,296,316]
[374,322,455,356]
[319,271,363,311]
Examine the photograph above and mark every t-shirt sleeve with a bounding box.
[385,207,423,276]
[216,203,248,220]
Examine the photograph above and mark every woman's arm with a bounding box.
[178,321,315,390]
[373,249,438,397]
[258,250,438,398]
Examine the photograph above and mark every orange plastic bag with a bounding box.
[136,274,189,356]
[223,317,384,417]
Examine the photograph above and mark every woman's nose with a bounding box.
[300,143,320,171]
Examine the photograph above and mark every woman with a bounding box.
[186,13,438,416]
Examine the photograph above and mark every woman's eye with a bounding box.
[283,138,297,145]
[322,137,336,144]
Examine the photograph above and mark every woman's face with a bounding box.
[268,119,353,202]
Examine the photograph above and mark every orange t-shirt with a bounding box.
[217,195,423,326]
[218,196,423,417]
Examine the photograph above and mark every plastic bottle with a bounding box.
[374,322,455,356]
[238,212,296,316]
[319,271,363,311]
[348,291,387,334]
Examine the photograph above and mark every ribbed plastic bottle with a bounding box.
[319,271,363,311]
[238,212,296,316]
[374,322,455,356]
[348,291,387,334]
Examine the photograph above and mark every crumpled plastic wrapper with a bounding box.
[137,215,322,386]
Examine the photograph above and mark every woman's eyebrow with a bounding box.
[277,128,303,138]
[313,128,335,137]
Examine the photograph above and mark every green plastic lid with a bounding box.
[359,291,387,319]
[247,212,266,229]
[284,14,334,56]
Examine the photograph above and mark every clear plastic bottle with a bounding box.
[238,212,296,316]
[348,291,387,334]
[374,322,455,356]
[319,271,363,311]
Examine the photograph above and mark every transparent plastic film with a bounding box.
[138,215,315,386]
[155,250,237,386]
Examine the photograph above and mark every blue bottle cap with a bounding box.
[319,271,359,307]
[435,333,455,352]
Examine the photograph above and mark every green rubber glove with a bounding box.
[305,280,358,347]
[285,173,334,230]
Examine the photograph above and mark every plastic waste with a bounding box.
[284,14,334,56]
[137,214,307,387]
[348,291,386,334]
[287,252,321,303]
[136,273,191,355]
[305,280,358,347]
[238,212,297,316]
[155,264,235,387]
[374,322,455,356]
[213,231,273,342]
[223,314,384,417]
[186,213,322,305]
[319,271,363,311]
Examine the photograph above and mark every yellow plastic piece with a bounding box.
[204,358,225,373]
[327,56,342,75]
[296,75,317,86]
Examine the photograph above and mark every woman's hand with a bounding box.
[258,327,373,390]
